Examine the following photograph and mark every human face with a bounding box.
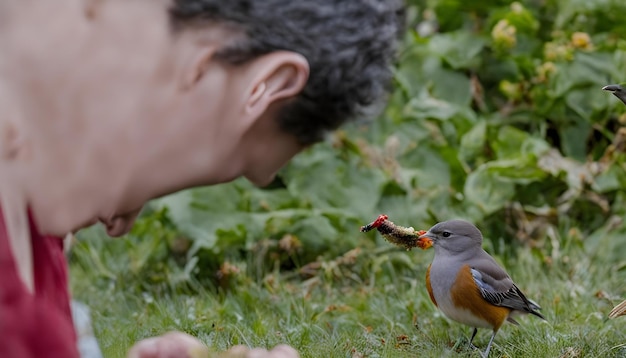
[2,0,308,237]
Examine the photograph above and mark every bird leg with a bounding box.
[481,331,497,358]
[469,327,478,349]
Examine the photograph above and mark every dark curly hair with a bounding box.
[169,0,405,145]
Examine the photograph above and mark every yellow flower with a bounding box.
[510,2,524,13]
[492,19,517,50]
[571,32,593,50]
[535,61,557,82]
[499,80,522,100]
[544,42,573,61]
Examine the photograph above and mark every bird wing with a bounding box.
[469,252,544,320]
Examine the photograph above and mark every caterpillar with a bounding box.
[360,214,432,250]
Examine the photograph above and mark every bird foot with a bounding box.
[469,344,488,358]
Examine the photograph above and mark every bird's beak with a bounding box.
[602,84,623,92]
[417,231,434,250]
[603,84,626,106]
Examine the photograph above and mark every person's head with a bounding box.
[169,0,405,145]
[0,0,404,236]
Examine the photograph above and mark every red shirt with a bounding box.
[0,207,78,357]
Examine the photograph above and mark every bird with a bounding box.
[602,83,626,320]
[603,83,626,105]
[609,300,626,319]
[418,220,545,357]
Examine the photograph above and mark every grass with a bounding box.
[69,221,626,358]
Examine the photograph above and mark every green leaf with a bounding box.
[281,145,387,220]
[288,215,340,253]
[428,31,486,70]
[403,92,459,121]
[485,159,547,184]
[592,164,626,193]
[551,52,617,98]
[394,52,427,98]
[459,120,487,165]
[464,165,516,215]
[565,88,608,121]
[560,119,592,161]
[491,125,550,160]
[428,67,473,107]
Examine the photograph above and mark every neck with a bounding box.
[0,180,33,293]
[0,79,34,292]
[0,71,127,235]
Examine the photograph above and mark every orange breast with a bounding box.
[450,264,510,331]
[425,264,437,307]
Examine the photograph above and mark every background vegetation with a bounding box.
[70,0,626,356]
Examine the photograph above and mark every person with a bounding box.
[0,0,404,357]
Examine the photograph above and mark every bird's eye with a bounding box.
[442,231,451,238]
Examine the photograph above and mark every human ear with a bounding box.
[244,51,309,118]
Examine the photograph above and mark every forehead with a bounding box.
[431,220,463,232]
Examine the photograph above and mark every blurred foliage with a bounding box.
[74,0,626,292]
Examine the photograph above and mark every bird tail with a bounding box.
[507,302,545,324]
[609,299,626,319]
[527,299,546,320]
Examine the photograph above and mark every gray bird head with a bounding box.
[603,83,626,106]
[419,219,483,254]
